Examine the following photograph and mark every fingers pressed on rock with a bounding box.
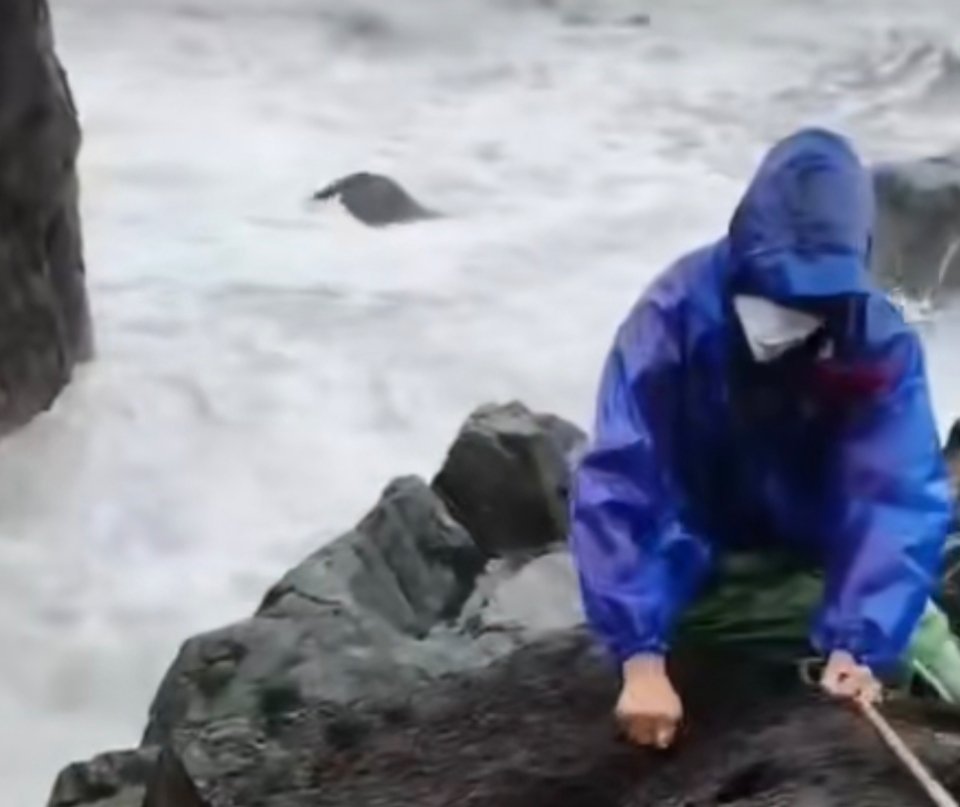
[634,724,655,748]
[655,720,676,749]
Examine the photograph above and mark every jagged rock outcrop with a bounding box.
[141,476,484,748]
[0,0,93,431]
[47,402,585,806]
[142,748,206,807]
[46,748,158,807]
[138,403,583,752]
[872,153,960,300]
[433,401,586,556]
[48,404,960,807]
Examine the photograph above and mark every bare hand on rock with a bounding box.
[616,655,683,749]
[820,649,882,706]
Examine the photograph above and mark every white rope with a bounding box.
[798,657,958,806]
[859,701,959,807]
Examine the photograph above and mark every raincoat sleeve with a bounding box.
[813,333,953,673]
[569,301,715,664]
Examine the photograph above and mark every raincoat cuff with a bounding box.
[818,627,899,675]
[613,638,669,666]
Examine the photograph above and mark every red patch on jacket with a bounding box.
[808,359,895,407]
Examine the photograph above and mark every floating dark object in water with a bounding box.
[311,172,442,227]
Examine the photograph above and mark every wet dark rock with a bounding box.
[54,404,960,806]
[0,0,93,431]
[143,476,487,747]
[311,172,442,227]
[142,747,209,807]
[143,633,960,807]
[46,747,158,807]
[137,423,587,752]
[872,153,960,300]
[432,401,587,556]
[52,404,587,804]
[260,476,486,635]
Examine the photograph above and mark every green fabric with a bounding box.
[675,550,960,702]
[676,552,819,655]
[903,601,960,703]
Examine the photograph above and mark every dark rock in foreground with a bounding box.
[0,0,93,432]
[141,402,583,749]
[142,747,207,807]
[433,401,586,557]
[146,632,960,807]
[47,747,158,807]
[48,403,960,807]
[872,153,960,300]
[142,476,487,748]
[311,172,442,227]
[260,475,486,637]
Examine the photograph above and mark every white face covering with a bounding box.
[733,295,823,363]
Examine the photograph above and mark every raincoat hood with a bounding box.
[728,129,875,305]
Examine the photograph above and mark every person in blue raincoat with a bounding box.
[568,128,960,750]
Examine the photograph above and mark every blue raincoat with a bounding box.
[569,129,953,673]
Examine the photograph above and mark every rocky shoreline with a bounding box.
[46,402,960,807]
[48,402,592,807]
